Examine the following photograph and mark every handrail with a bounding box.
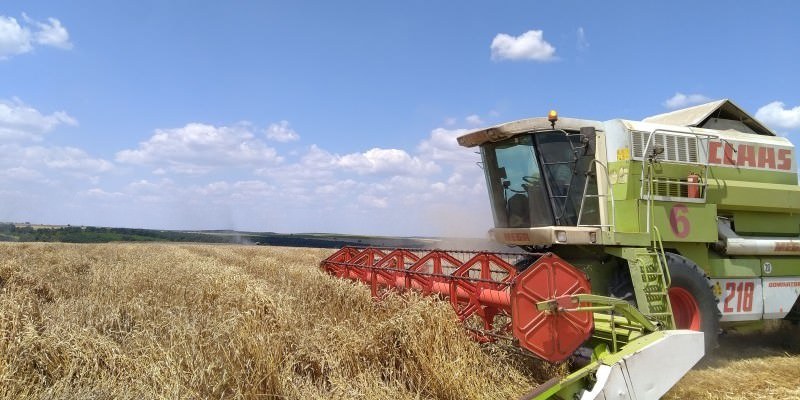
[637,128,712,202]
[652,226,671,288]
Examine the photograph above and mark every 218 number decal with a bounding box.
[723,281,754,313]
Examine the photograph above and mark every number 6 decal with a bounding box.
[669,204,690,238]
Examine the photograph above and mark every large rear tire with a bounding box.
[665,253,720,352]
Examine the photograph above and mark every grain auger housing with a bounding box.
[321,100,800,399]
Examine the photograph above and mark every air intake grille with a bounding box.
[642,178,691,198]
[631,131,700,163]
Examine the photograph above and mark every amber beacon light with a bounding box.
[548,109,558,128]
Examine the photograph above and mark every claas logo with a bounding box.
[708,141,793,171]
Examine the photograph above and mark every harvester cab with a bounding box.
[321,99,800,399]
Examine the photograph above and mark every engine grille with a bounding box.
[631,130,700,163]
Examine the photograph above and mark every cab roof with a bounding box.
[457,99,776,148]
[456,117,603,148]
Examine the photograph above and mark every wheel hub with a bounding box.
[668,287,701,330]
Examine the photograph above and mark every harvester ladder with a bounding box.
[624,246,675,329]
[632,159,676,329]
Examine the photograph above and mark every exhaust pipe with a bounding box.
[717,219,800,255]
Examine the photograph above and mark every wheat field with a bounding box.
[0,242,797,399]
[0,242,558,399]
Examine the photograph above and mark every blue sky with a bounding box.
[1,2,799,236]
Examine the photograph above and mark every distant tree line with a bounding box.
[0,223,428,249]
[0,223,237,244]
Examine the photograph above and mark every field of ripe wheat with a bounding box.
[0,243,560,399]
[0,242,797,399]
[666,323,800,400]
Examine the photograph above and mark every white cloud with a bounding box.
[577,27,589,50]
[0,144,112,173]
[0,98,77,141]
[490,30,556,62]
[663,93,711,109]
[300,144,338,169]
[265,120,300,142]
[417,127,475,166]
[338,148,439,175]
[116,123,281,174]
[0,14,72,59]
[0,112,494,237]
[29,146,113,172]
[290,144,439,176]
[755,101,800,133]
[465,114,483,126]
[0,16,32,58]
[22,13,72,49]
[242,122,487,233]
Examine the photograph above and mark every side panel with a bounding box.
[639,201,718,242]
[734,211,800,236]
[711,277,800,321]
[711,278,763,322]
[761,257,800,277]
[763,277,800,319]
[707,255,761,277]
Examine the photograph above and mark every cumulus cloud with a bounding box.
[116,123,281,174]
[417,127,474,166]
[0,14,71,59]
[0,16,32,58]
[29,146,113,172]
[0,98,77,141]
[0,144,112,173]
[290,144,439,176]
[265,120,300,142]
[247,122,487,232]
[22,13,72,49]
[0,110,493,236]
[0,97,110,212]
[338,148,439,175]
[755,101,800,134]
[663,93,711,109]
[490,29,556,62]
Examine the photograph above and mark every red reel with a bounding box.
[511,253,593,363]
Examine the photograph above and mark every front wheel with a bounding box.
[665,253,721,352]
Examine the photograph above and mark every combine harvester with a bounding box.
[321,100,800,399]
